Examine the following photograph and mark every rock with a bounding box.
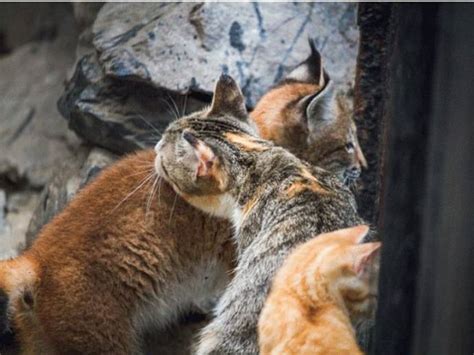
[93,3,358,107]
[0,29,82,188]
[0,190,6,234]
[58,53,207,155]
[0,3,75,55]
[0,191,41,259]
[59,3,358,154]
[26,147,116,246]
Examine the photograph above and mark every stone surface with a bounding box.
[26,147,116,246]
[0,190,40,259]
[0,190,6,235]
[60,3,358,155]
[58,53,207,155]
[93,3,358,107]
[0,26,81,188]
[0,3,74,55]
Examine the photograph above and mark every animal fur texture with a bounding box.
[259,225,380,355]
[154,74,366,354]
[0,150,233,354]
[0,41,368,354]
[251,39,367,185]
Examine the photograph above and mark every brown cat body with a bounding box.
[0,150,233,354]
[259,225,380,355]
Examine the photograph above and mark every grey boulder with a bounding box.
[59,2,358,155]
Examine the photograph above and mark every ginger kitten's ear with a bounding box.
[352,242,382,278]
[208,74,247,121]
[182,131,217,179]
[333,224,370,244]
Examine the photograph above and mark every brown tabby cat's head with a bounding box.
[154,74,267,217]
[251,39,367,185]
[310,225,381,324]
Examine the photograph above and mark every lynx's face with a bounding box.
[303,94,367,185]
[251,39,366,185]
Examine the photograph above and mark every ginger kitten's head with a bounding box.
[251,39,366,185]
[154,74,266,217]
[308,225,381,324]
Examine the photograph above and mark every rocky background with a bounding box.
[0,2,359,260]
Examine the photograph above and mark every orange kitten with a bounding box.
[259,225,380,355]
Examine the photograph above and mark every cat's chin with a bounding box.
[181,192,237,220]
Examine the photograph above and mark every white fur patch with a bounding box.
[132,258,230,335]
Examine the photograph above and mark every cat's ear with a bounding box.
[182,131,217,179]
[336,224,370,244]
[300,80,336,125]
[208,74,247,121]
[287,38,328,87]
[352,242,381,278]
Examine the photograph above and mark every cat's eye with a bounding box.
[345,142,355,152]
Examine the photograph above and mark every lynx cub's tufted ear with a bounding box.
[288,38,336,125]
[182,131,217,179]
[208,74,247,121]
[287,38,328,87]
[303,80,336,124]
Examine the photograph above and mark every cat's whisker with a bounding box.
[110,173,155,214]
[122,167,155,179]
[135,114,161,135]
[181,94,188,117]
[160,97,179,121]
[157,176,163,206]
[168,192,178,225]
[145,175,159,219]
[166,93,181,121]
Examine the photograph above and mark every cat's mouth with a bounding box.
[155,154,185,197]
[154,154,170,182]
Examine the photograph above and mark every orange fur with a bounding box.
[224,132,269,152]
[259,226,380,355]
[250,81,367,180]
[0,149,234,354]
[251,83,319,146]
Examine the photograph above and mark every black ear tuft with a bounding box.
[286,38,329,87]
[208,74,247,121]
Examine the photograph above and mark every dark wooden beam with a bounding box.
[412,4,474,354]
[373,3,439,355]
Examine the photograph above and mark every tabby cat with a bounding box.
[251,39,367,185]
[154,74,365,354]
[259,225,380,355]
